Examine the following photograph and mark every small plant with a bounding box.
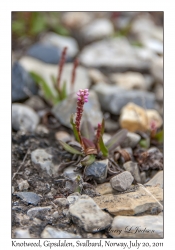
[58,88,128,166]
[30,47,78,106]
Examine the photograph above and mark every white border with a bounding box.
[1,1,175,249]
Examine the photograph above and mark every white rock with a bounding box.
[81,18,114,42]
[27,206,52,218]
[19,57,90,96]
[15,228,31,238]
[145,171,163,188]
[110,171,134,191]
[151,57,163,83]
[41,225,81,238]
[41,32,79,58]
[69,195,112,232]
[12,104,39,132]
[109,215,163,238]
[61,12,92,29]
[17,179,29,191]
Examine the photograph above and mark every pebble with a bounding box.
[26,43,70,64]
[24,95,46,111]
[55,131,71,142]
[80,18,114,42]
[52,211,59,218]
[123,161,141,183]
[93,83,155,115]
[52,90,103,128]
[88,68,107,84]
[69,195,112,232]
[63,166,83,181]
[93,185,163,216]
[61,12,92,29]
[12,62,38,102]
[54,198,69,207]
[35,125,49,135]
[41,32,79,58]
[16,192,41,205]
[146,109,163,129]
[79,37,151,71]
[17,179,29,191]
[27,206,52,218]
[120,132,141,148]
[145,171,163,188]
[84,159,108,183]
[12,104,39,132]
[109,214,163,238]
[19,57,90,96]
[151,57,163,83]
[31,147,62,177]
[15,228,31,238]
[140,171,147,184]
[41,226,82,238]
[110,171,134,191]
[110,71,146,90]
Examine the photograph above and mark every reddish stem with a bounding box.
[57,47,67,93]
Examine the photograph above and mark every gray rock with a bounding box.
[12,62,38,102]
[15,228,31,238]
[41,32,79,58]
[140,171,147,184]
[12,104,39,132]
[52,90,103,128]
[69,195,112,232]
[16,192,40,205]
[31,147,62,177]
[79,37,152,71]
[93,83,155,115]
[145,171,163,188]
[41,226,81,238]
[80,18,114,42]
[109,214,163,238]
[24,95,46,111]
[26,43,71,64]
[84,159,108,184]
[123,161,141,183]
[121,132,141,148]
[67,194,80,205]
[110,171,134,191]
[151,57,163,83]
[27,206,52,218]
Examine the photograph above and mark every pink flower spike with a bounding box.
[77,97,81,100]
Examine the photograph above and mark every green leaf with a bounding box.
[139,138,150,149]
[58,140,83,155]
[60,81,67,100]
[105,129,128,153]
[99,136,108,157]
[70,114,81,143]
[30,72,58,104]
[81,119,95,141]
[154,130,163,143]
[81,155,96,166]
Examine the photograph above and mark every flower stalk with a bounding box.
[71,58,79,92]
[57,47,67,93]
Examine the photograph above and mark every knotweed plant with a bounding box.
[58,88,128,166]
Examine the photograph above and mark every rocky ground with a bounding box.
[12,12,163,239]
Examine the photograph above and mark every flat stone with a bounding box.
[16,192,40,205]
[41,226,81,238]
[93,83,155,115]
[52,90,102,128]
[15,228,31,238]
[41,32,79,58]
[145,171,163,188]
[96,182,118,195]
[12,62,38,102]
[120,132,141,148]
[19,57,90,96]
[93,185,163,216]
[110,171,134,191]
[12,104,39,132]
[31,147,62,177]
[69,195,112,232]
[123,161,141,183]
[80,18,114,42]
[109,214,163,238]
[55,131,71,142]
[84,159,108,183]
[27,206,52,218]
